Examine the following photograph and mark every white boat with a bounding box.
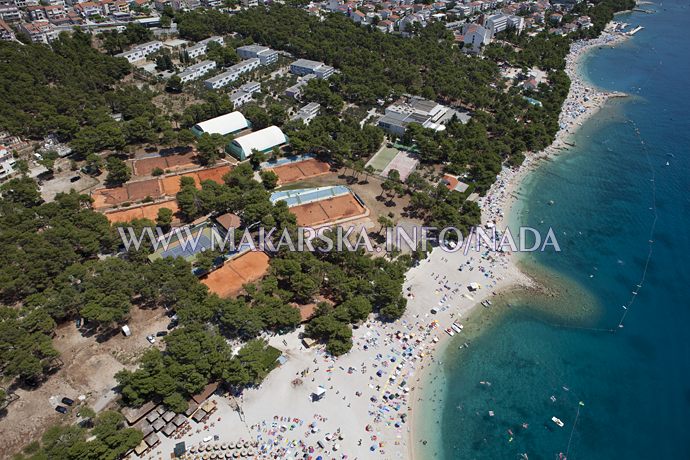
[452,322,464,331]
[451,323,463,333]
[551,416,564,427]
[445,328,455,337]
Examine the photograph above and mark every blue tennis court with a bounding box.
[270,186,350,207]
[260,153,315,169]
[159,233,212,259]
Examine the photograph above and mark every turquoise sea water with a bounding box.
[416,2,690,459]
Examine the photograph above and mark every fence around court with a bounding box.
[269,185,351,207]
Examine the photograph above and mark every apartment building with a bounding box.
[186,35,223,60]
[19,20,59,43]
[0,146,16,181]
[236,44,278,66]
[289,59,334,79]
[115,40,163,63]
[285,74,316,99]
[0,5,21,21]
[290,102,321,125]
[203,58,260,90]
[229,81,261,108]
[0,18,14,40]
[178,59,216,83]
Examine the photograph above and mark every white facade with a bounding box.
[290,59,334,79]
[19,20,58,44]
[116,41,163,63]
[229,81,261,108]
[186,36,224,59]
[236,45,278,66]
[486,13,524,36]
[0,146,16,181]
[116,48,145,63]
[178,60,217,83]
[291,102,321,125]
[230,90,253,108]
[203,58,260,90]
[136,40,164,55]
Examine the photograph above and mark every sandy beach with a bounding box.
[133,25,633,460]
[404,24,634,460]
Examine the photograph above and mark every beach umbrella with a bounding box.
[229,442,235,449]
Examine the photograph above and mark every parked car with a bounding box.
[55,406,68,414]
[61,397,74,406]
[69,175,80,183]
[146,335,155,344]
[156,331,167,337]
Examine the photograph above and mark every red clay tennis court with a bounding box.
[196,165,232,183]
[93,165,233,209]
[201,251,270,298]
[290,193,367,227]
[160,175,196,196]
[161,165,232,195]
[92,187,129,208]
[126,179,164,201]
[104,199,179,224]
[270,159,330,184]
[132,152,198,176]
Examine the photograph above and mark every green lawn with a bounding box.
[366,146,398,172]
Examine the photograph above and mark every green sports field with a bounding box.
[365,146,398,172]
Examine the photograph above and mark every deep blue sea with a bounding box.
[416,2,690,459]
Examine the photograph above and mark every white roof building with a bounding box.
[191,111,251,137]
[228,126,288,160]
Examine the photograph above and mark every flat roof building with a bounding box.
[203,58,260,90]
[290,102,321,125]
[227,126,288,161]
[290,59,334,79]
[178,60,216,83]
[236,44,279,65]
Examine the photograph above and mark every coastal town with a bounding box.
[0,0,643,459]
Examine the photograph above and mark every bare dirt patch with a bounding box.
[0,308,172,457]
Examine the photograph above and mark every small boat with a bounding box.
[445,328,455,337]
[452,322,464,332]
[451,323,463,334]
[551,416,564,427]
[486,300,492,306]
[481,300,490,308]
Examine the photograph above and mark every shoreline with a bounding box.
[129,22,635,460]
[407,24,633,460]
